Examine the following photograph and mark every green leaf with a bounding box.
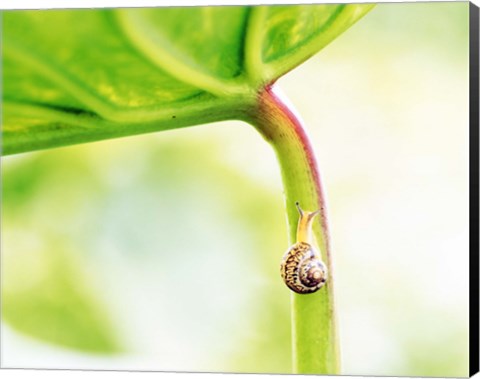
[114,7,251,95]
[244,4,375,83]
[2,4,374,155]
[2,238,122,353]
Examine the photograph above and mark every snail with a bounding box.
[280,202,328,294]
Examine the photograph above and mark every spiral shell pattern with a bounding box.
[280,242,327,294]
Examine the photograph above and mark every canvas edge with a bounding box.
[469,1,480,377]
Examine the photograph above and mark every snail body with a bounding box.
[280,203,328,294]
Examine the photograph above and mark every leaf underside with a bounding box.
[1,4,374,155]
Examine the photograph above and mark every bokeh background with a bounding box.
[1,2,470,377]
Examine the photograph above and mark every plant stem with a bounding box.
[244,85,340,374]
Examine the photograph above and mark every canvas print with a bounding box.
[1,1,478,377]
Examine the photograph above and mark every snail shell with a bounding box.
[280,203,328,294]
[280,242,327,294]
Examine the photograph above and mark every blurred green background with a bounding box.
[1,2,470,376]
